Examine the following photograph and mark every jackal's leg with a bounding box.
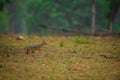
[26,49,29,55]
[38,49,41,54]
[26,48,32,55]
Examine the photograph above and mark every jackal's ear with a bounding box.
[42,40,47,45]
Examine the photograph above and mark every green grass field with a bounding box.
[0,34,120,80]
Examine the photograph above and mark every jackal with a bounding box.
[25,41,47,55]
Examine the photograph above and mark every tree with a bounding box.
[107,0,120,35]
[91,0,96,35]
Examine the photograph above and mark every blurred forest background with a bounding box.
[0,0,120,35]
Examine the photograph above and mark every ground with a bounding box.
[0,34,120,80]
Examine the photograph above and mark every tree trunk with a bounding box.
[108,0,120,35]
[9,0,27,34]
[9,0,17,33]
[108,13,114,35]
[91,0,96,35]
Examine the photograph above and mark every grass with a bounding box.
[0,34,120,80]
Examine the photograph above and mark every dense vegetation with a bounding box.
[0,0,120,35]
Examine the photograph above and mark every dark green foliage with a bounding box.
[0,0,9,33]
[0,12,9,33]
[25,0,92,35]
[0,2,4,11]
[0,0,120,34]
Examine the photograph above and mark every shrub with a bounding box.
[59,40,65,47]
[72,37,90,44]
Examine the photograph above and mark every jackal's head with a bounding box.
[41,40,47,45]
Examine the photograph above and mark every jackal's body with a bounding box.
[26,41,47,55]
